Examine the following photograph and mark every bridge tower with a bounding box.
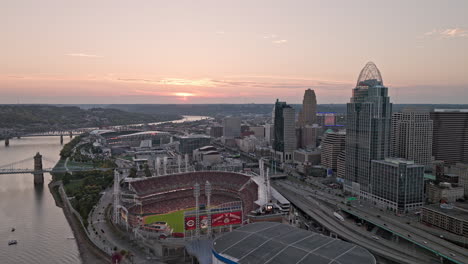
[60,134,64,145]
[69,131,73,138]
[33,152,44,184]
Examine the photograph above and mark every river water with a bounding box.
[0,136,81,264]
[0,115,210,264]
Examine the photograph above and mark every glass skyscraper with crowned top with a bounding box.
[344,62,392,196]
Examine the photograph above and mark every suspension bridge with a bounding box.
[0,153,111,184]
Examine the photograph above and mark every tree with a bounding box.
[129,168,137,178]
[144,164,151,177]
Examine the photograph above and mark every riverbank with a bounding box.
[49,181,110,264]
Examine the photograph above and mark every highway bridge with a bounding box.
[0,167,111,175]
[0,154,111,184]
[273,180,468,264]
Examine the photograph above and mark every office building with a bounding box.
[300,124,321,149]
[370,158,424,213]
[249,126,265,139]
[421,204,468,238]
[317,112,337,127]
[175,135,211,155]
[210,126,224,138]
[223,117,241,138]
[298,89,317,126]
[344,62,392,195]
[293,149,321,165]
[430,109,468,165]
[426,182,464,204]
[264,124,274,145]
[321,130,346,171]
[447,163,468,198]
[336,151,346,180]
[390,110,433,167]
[273,100,296,162]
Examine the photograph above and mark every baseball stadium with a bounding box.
[117,171,260,238]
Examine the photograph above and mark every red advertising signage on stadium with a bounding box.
[211,211,242,227]
[184,216,196,230]
[184,212,242,230]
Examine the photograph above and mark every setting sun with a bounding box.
[174,92,195,97]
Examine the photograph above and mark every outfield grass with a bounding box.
[144,208,194,233]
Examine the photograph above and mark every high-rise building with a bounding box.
[210,126,224,138]
[447,163,468,198]
[273,100,296,161]
[265,124,274,145]
[321,130,346,171]
[370,158,424,213]
[298,89,317,126]
[430,109,468,165]
[223,117,241,138]
[390,110,433,167]
[301,124,321,149]
[317,112,337,127]
[344,62,392,195]
[175,135,211,155]
[336,151,346,180]
[249,126,265,139]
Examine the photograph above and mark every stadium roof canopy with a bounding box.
[213,222,376,264]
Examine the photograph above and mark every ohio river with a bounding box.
[0,115,210,264]
[0,136,81,264]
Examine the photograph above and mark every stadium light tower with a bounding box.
[163,157,168,175]
[205,181,212,236]
[155,157,160,176]
[194,183,200,238]
[178,155,181,173]
[113,169,120,225]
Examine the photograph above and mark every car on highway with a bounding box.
[449,253,456,257]
[422,241,427,244]
[372,236,379,240]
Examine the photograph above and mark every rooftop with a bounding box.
[424,203,468,221]
[356,62,383,87]
[434,109,468,113]
[213,222,376,264]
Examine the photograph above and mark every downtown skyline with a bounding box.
[2,0,468,104]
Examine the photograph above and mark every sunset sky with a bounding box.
[1,0,467,104]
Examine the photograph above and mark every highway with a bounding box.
[274,180,468,264]
[288,179,468,262]
[273,181,433,264]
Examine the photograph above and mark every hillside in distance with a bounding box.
[0,105,181,133]
[106,104,468,116]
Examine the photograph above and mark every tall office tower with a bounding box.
[336,151,346,180]
[301,124,321,149]
[273,100,296,161]
[321,130,346,171]
[430,109,468,165]
[344,62,392,195]
[317,112,337,127]
[210,126,224,138]
[370,158,424,213]
[390,110,433,167]
[223,117,241,138]
[298,89,317,126]
[264,124,274,145]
